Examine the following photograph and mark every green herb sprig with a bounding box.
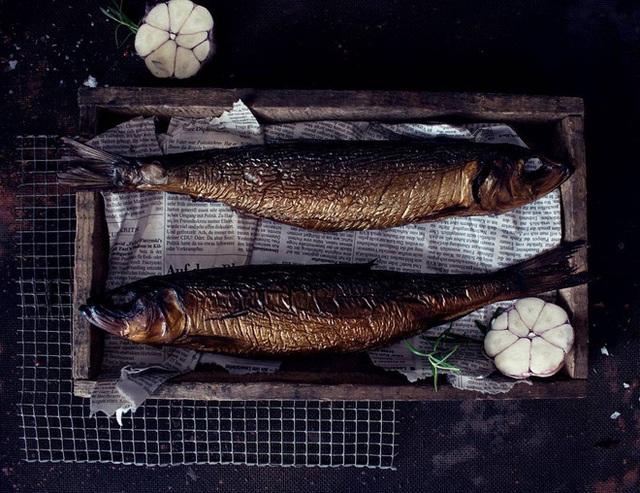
[406,309,501,391]
[404,326,463,392]
[100,0,140,47]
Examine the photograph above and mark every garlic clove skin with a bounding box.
[134,0,215,79]
[493,338,531,379]
[506,309,531,338]
[540,324,574,353]
[181,5,214,34]
[535,303,570,333]
[529,338,565,376]
[144,3,170,30]
[514,297,546,328]
[144,40,177,78]
[484,328,519,357]
[134,24,170,58]
[144,42,177,78]
[176,31,209,49]
[483,297,575,380]
[192,40,212,62]
[174,46,201,79]
[168,0,193,33]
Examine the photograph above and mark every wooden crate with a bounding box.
[72,88,588,400]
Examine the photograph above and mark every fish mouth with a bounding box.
[79,304,129,336]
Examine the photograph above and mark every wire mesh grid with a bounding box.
[16,135,397,468]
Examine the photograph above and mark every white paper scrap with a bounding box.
[90,348,201,424]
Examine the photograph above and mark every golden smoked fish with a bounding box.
[59,138,571,231]
[80,241,587,357]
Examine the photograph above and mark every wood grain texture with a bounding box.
[73,377,587,401]
[557,115,589,379]
[78,87,584,123]
[72,191,107,380]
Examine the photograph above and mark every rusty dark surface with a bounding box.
[1,1,639,492]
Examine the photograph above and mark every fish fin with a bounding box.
[57,137,134,189]
[60,137,126,163]
[57,165,117,188]
[499,240,589,296]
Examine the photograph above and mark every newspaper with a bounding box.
[85,101,562,419]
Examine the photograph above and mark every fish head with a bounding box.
[473,145,572,213]
[80,286,186,345]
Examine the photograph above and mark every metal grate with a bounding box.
[16,135,397,468]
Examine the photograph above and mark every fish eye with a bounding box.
[106,290,145,315]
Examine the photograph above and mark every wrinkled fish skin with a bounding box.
[80,242,587,357]
[59,138,571,231]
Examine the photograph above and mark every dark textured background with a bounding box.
[1,1,639,492]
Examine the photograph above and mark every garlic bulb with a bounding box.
[483,298,574,379]
[134,0,215,79]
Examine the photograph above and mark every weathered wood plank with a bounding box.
[78,87,584,123]
[72,191,107,380]
[557,115,589,379]
[73,378,587,401]
[72,98,108,383]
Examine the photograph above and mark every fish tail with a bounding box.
[499,240,588,297]
[57,137,137,189]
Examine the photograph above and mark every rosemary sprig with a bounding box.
[406,313,499,390]
[100,0,140,47]
[404,326,464,392]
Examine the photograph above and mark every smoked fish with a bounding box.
[59,138,571,231]
[80,241,587,357]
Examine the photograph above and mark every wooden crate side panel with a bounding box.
[78,87,584,123]
[72,191,107,380]
[73,378,586,401]
[557,115,589,379]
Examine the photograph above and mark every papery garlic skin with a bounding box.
[134,0,215,79]
[484,298,575,379]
